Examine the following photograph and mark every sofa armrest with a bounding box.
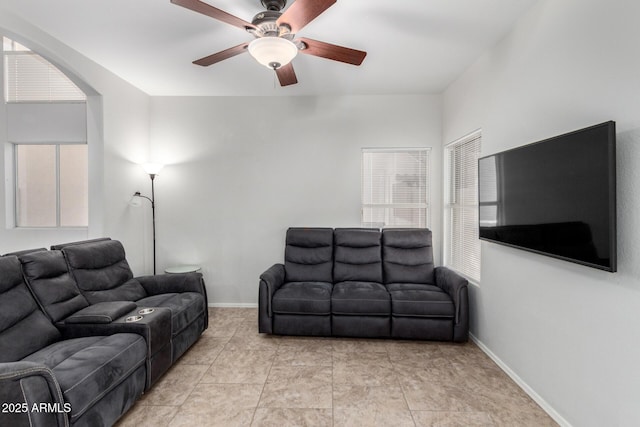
[435,266,469,342]
[64,301,137,324]
[259,263,285,319]
[136,273,208,329]
[136,273,205,296]
[0,361,69,427]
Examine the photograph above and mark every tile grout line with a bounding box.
[389,350,418,427]
[331,348,335,427]
[165,404,181,426]
[247,335,276,426]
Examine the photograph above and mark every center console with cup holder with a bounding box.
[59,303,173,389]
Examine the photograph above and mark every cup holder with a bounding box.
[138,308,155,315]
[125,315,143,323]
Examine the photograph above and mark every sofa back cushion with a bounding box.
[20,250,89,323]
[62,240,147,304]
[50,237,112,250]
[0,256,61,362]
[284,228,334,283]
[382,229,435,284]
[3,247,48,257]
[333,228,382,283]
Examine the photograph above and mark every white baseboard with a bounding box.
[470,333,571,427]
[208,303,258,308]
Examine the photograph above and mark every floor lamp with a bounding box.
[133,163,164,275]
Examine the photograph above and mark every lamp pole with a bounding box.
[149,173,156,275]
[134,163,163,275]
[133,175,157,274]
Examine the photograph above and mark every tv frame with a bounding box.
[478,121,617,272]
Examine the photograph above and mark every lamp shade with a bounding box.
[129,196,142,207]
[142,163,164,175]
[248,37,298,69]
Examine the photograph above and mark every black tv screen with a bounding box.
[478,121,616,272]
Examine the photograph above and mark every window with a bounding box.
[445,131,481,282]
[479,156,499,227]
[361,148,430,228]
[3,37,85,102]
[3,36,88,228]
[15,143,88,227]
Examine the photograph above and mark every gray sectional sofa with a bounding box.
[259,228,469,342]
[0,238,208,427]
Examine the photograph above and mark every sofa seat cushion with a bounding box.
[136,292,205,336]
[387,284,455,318]
[332,281,390,316]
[24,334,146,423]
[272,282,332,315]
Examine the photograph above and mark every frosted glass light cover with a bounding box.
[248,37,298,69]
[129,196,142,208]
[142,163,164,175]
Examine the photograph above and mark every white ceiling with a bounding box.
[0,0,538,96]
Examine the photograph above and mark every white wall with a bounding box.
[443,0,640,425]
[0,9,151,274]
[149,95,442,305]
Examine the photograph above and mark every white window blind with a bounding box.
[361,148,430,228]
[445,132,481,282]
[4,37,86,102]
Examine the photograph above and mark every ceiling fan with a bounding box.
[171,0,367,86]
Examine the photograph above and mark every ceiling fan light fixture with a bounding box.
[248,37,298,69]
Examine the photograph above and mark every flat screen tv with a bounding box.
[478,121,616,272]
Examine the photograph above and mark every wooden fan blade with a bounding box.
[297,37,366,65]
[193,42,249,66]
[171,0,256,31]
[275,63,298,86]
[276,0,336,33]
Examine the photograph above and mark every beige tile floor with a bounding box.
[116,308,557,427]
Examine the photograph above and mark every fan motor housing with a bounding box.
[261,0,286,11]
[251,9,293,38]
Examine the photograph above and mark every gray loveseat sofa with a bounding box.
[259,228,469,342]
[0,238,208,427]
